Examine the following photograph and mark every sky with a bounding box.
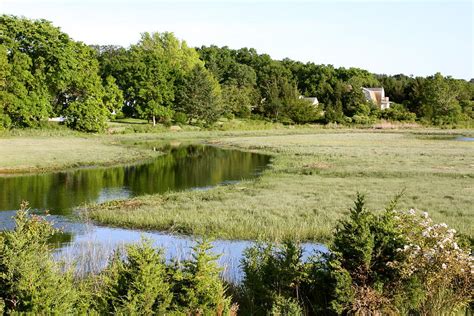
[2,0,473,79]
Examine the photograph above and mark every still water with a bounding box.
[0,144,325,280]
[455,136,474,142]
[0,144,271,215]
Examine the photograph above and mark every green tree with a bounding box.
[0,15,109,131]
[130,33,178,124]
[333,194,375,281]
[102,75,124,117]
[0,44,12,128]
[221,84,255,118]
[0,48,50,127]
[94,45,135,115]
[64,97,108,132]
[174,65,223,125]
[97,32,203,124]
[283,98,321,123]
[341,82,367,117]
[421,73,463,125]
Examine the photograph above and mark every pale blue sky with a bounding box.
[2,0,473,79]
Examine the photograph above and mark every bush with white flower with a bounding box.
[387,209,473,314]
[328,194,473,315]
[238,194,472,315]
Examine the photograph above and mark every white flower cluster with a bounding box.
[389,209,473,278]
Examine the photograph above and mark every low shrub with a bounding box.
[270,295,303,316]
[0,202,78,314]
[170,240,233,314]
[283,98,322,124]
[94,239,233,315]
[173,111,188,125]
[1,206,233,315]
[381,103,417,122]
[96,239,172,314]
[241,241,308,314]
[64,97,109,132]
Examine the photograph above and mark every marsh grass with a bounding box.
[0,134,160,174]
[86,130,474,242]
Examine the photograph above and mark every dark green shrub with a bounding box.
[240,194,473,315]
[0,203,78,313]
[241,241,310,315]
[94,239,232,315]
[221,84,254,118]
[327,193,473,314]
[96,238,172,314]
[173,111,188,125]
[303,254,354,315]
[0,109,11,129]
[327,194,408,314]
[333,194,375,280]
[270,295,303,316]
[380,103,416,122]
[174,65,223,126]
[170,240,232,315]
[351,114,373,125]
[283,98,322,124]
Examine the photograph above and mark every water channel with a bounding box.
[0,144,325,281]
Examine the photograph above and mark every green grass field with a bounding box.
[0,132,159,174]
[84,129,474,242]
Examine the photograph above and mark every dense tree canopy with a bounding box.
[0,15,110,131]
[95,32,203,124]
[1,15,473,131]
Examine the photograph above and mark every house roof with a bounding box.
[362,87,384,92]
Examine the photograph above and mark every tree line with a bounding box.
[1,15,473,132]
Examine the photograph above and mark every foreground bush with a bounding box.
[0,203,78,313]
[96,239,172,314]
[240,194,473,315]
[95,239,233,314]
[0,205,233,315]
[170,241,234,314]
[241,240,309,314]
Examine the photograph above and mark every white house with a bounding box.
[48,116,66,122]
[362,87,390,109]
[298,95,319,106]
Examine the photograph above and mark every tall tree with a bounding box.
[0,15,109,131]
[102,75,124,116]
[99,32,204,124]
[421,73,462,125]
[174,65,222,125]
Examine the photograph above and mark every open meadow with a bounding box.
[2,125,472,242]
[83,127,474,242]
[0,129,159,174]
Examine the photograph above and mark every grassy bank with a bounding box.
[0,120,354,174]
[0,131,159,174]
[86,129,474,242]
